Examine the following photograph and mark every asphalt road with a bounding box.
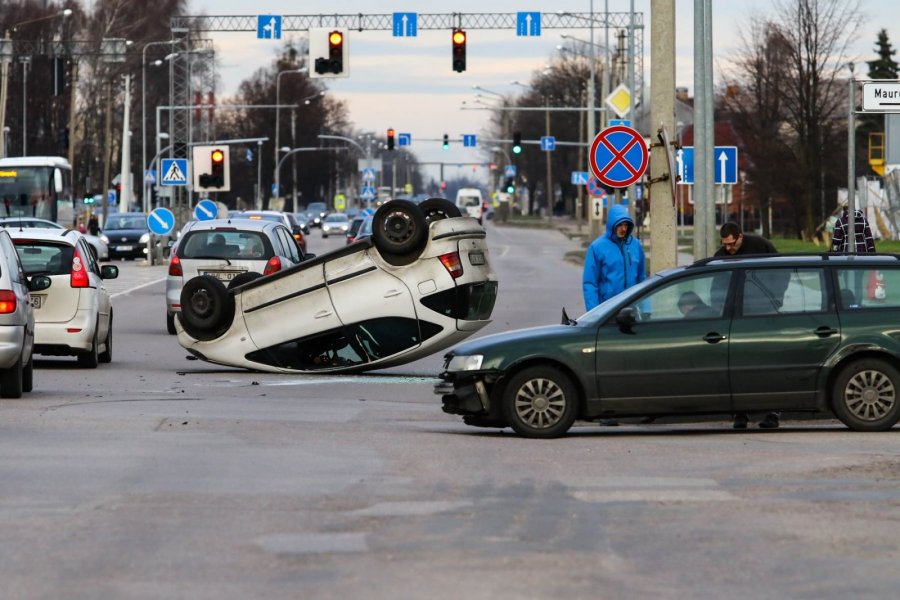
[2,220,900,599]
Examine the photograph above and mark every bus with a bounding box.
[0,156,75,226]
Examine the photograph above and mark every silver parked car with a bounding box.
[166,218,309,334]
[0,217,110,261]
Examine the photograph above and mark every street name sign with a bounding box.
[862,82,900,112]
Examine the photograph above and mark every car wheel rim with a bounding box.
[190,290,213,318]
[845,369,896,421]
[514,377,566,429]
[383,212,413,242]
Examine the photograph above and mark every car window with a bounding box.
[741,268,822,316]
[78,239,100,275]
[835,267,900,309]
[275,227,300,262]
[104,216,146,230]
[179,230,272,260]
[623,273,729,322]
[0,232,18,282]
[13,241,73,275]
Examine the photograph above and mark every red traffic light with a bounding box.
[387,128,395,151]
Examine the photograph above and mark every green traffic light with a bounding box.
[506,185,515,193]
[512,146,522,154]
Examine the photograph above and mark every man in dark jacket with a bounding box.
[715,222,781,430]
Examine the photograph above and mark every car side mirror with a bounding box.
[28,275,52,292]
[100,264,119,280]
[615,307,637,333]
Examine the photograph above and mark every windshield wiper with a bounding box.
[561,307,577,326]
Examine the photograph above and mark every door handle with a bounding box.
[314,310,333,319]
[384,289,404,298]
[702,332,727,343]
[815,325,839,337]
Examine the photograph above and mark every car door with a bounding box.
[728,266,838,411]
[594,271,733,414]
[82,238,112,338]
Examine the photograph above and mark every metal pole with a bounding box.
[626,0,636,219]
[21,57,29,155]
[291,108,297,212]
[0,36,8,158]
[274,68,307,205]
[693,0,715,259]
[119,74,131,213]
[587,0,598,237]
[847,64,856,254]
[545,98,552,218]
[257,140,263,209]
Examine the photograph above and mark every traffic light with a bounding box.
[200,149,225,188]
[315,30,345,75]
[512,132,522,154]
[442,134,449,151]
[387,128,395,151]
[452,28,467,73]
[83,195,95,205]
[505,177,515,194]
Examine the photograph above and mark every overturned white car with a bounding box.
[176,199,498,373]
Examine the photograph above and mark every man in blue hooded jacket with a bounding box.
[582,204,646,311]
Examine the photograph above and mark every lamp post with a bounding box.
[142,39,176,208]
[0,8,72,158]
[273,67,308,202]
[289,90,324,212]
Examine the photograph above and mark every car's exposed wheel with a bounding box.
[22,353,33,393]
[99,312,112,363]
[227,271,263,290]
[179,276,235,341]
[502,366,578,438]
[166,312,177,335]
[372,199,427,258]
[1,352,24,398]
[419,198,461,223]
[832,358,900,431]
[78,326,99,369]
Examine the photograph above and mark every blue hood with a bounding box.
[605,204,634,240]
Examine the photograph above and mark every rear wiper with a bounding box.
[190,255,232,265]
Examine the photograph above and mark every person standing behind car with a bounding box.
[831,204,876,254]
[582,203,646,311]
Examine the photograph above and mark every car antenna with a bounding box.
[561,307,577,326]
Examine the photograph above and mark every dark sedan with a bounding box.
[437,253,900,438]
[100,212,151,260]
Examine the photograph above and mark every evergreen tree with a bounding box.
[857,29,898,177]
[866,29,899,79]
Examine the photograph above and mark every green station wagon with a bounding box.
[437,254,900,438]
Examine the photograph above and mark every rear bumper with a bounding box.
[34,310,97,354]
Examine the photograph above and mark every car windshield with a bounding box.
[325,215,348,222]
[13,241,73,275]
[459,195,481,207]
[179,230,270,260]
[104,216,147,230]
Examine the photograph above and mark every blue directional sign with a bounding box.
[107,190,116,206]
[160,159,188,186]
[516,12,541,36]
[361,185,376,201]
[144,169,156,184]
[194,199,218,221]
[147,207,175,236]
[676,146,739,185]
[609,119,631,127]
[540,136,556,151]
[392,12,417,37]
[257,15,282,39]
[398,133,411,147]
[271,183,278,196]
[463,134,477,148]
[504,165,517,177]
[571,171,589,185]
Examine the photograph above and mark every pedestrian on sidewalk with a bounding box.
[831,204,876,254]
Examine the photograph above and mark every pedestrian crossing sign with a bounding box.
[160,159,189,186]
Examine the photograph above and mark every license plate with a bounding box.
[116,245,133,251]
[200,270,246,282]
[468,251,486,266]
[31,295,44,309]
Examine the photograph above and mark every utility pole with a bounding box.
[693,0,715,259]
[649,0,677,271]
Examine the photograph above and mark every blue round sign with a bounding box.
[194,199,218,221]
[589,125,648,188]
[147,208,175,236]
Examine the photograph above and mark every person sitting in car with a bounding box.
[677,291,718,319]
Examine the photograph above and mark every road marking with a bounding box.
[110,276,167,299]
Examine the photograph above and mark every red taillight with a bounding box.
[0,290,16,314]
[70,248,89,288]
[438,252,464,279]
[169,255,183,277]
[263,256,282,276]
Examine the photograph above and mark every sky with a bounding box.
[186,0,898,186]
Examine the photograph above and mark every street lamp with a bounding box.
[288,90,325,211]
[274,67,309,200]
[142,39,177,209]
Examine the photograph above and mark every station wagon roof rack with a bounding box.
[686,252,900,269]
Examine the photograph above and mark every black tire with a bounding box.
[78,327,99,369]
[22,353,33,393]
[372,199,427,258]
[227,271,263,290]
[179,275,235,341]
[1,352,24,399]
[99,312,112,364]
[166,312,177,335]
[832,358,900,431]
[502,366,578,438]
[419,198,461,223]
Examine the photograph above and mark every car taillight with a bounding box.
[70,248,89,288]
[0,290,17,314]
[169,255,183,276]
[263,256,282,276]
[439,252,464,279]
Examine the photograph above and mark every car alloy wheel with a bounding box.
[502,366,578,438]
[179,276,235,341]
[833,358,900,431]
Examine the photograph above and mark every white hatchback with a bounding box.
[176,199,498,373]
[10,229,118,367]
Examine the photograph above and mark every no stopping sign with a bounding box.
[589,126,648,188]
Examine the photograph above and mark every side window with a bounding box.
[742,268,823,316]
[624,272,729,322]
[0,233,17,282]
[79,239,100,275]
[836,268,900,309]
[276,227,300,262]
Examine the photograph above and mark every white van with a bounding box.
[455,188,484,223]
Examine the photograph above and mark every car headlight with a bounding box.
[139,232,150,244]
[447,354,483,372]
[100,234,109,244]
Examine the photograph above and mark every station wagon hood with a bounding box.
[448,324,578,358]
